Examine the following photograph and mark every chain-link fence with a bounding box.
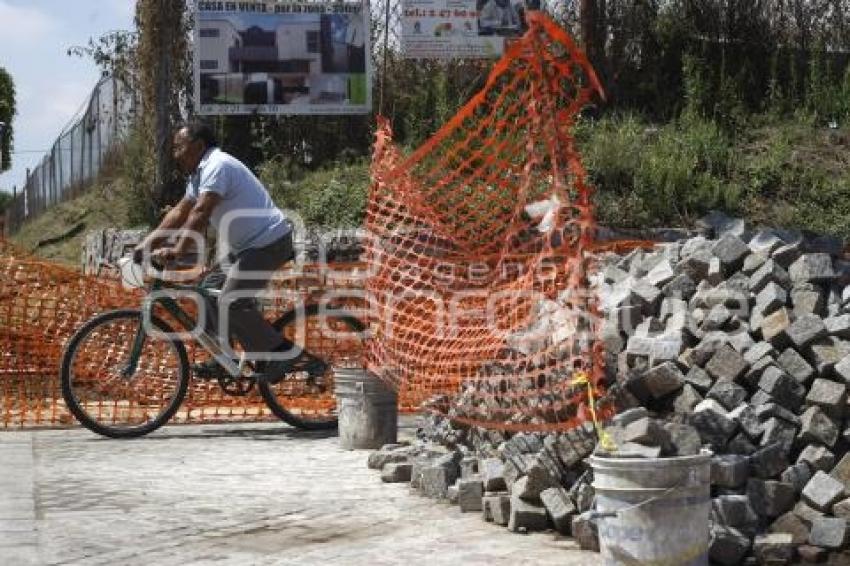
[4,76,134,235]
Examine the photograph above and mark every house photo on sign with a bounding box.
[194,0,371,115]
[401,0,533,59]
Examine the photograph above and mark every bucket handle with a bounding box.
[589,476,688,520]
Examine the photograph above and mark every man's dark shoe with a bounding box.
[256,358,293,385]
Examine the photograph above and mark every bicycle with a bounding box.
[59,257,366,438]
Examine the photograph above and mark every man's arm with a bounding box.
[136,196,196,254]
[170,191,223,256]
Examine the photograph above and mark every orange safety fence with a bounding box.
[0,239,374,428]
[364,12,614,432]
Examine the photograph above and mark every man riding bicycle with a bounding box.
[133,122,299,384]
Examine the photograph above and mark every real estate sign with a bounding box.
[194,0,371,115]
[401,0,525,59]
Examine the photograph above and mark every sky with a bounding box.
[0,0,136,193]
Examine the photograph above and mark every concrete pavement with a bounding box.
[0,419,601,565]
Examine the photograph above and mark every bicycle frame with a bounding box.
[125,277,246,379]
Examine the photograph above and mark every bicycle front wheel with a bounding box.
[258,304,365,430]
[60,309,190,438]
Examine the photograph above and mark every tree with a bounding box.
[0,67,15,173]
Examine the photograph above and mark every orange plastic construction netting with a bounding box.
[363,12,614,432]
[0,239,372,428]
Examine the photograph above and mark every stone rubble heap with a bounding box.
[367,214,850,565]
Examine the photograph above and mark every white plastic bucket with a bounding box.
[117,257,145,289]
[335,368,397,450]
[589,452,712,565]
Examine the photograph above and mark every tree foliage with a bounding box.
[0,67,15,173]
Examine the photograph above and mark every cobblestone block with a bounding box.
[750,442,789,479]
[826,315,850,339]
[458,478,484,512]
[672,385,704,414]
[713,495,758,528]
[755,282,788,315]
[571,512,600,552]
[663,422,702,456]
[690,399,738,451]
[706,345,750,383]
[750,259,791,294]
[803,471,846,512]
[708,380,749,411]
[809,517,850,549]
[761,308,792,349]
[770,511,810,545]
[792,284,827,317]
[745,342,778,363]
[381,463,413,483]
[777,348,815,385]
[743,252,769,275]
[713,233,750,273]
[782,462,814,494]
[649,336,684,367]
[480,458,507,492]
[421,465,457,500]
[772,241,802,269]
[662,273,697,299]
[760,417,797,453]
[684,366,713,393]
[788,314,829,349]
[640,362,685,399]
[759,367,804,411]
[753,533,794,564]
[539,487,575,535]
[709,526,752,566]
[790,253,836,284]
[799,406,839,448]
[795,500,827,527]
[808,337,850,377]
[647,260,676,288]
[798,445,836,473]
[508,492,549,533]
[729,404,762,440]
[748,479,796,518]
[833,497,850,520]
[712,455,750,488]
[623,417,666,445]
[806,379,847,419]
[484,493,511,526]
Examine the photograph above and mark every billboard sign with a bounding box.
[194,1,371,115]
[401,0,526,59]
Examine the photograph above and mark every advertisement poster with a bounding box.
[194,1,371,115]
[401,0,527,59]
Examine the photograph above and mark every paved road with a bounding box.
[0,419,600,566]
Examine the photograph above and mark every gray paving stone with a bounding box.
[777,347,815,385]
[809,517,850,549]
[789,253,836,284]
[788,314,829,349]
[806,379,848,419]
[705,345,749,383]
[803,471,847,512]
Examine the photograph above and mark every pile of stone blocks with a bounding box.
[367,419,601,545]
[597,213,850,564]
[368,213,850,564]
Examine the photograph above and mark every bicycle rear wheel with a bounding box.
[60,309,190,438]
[258,304,365,430]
